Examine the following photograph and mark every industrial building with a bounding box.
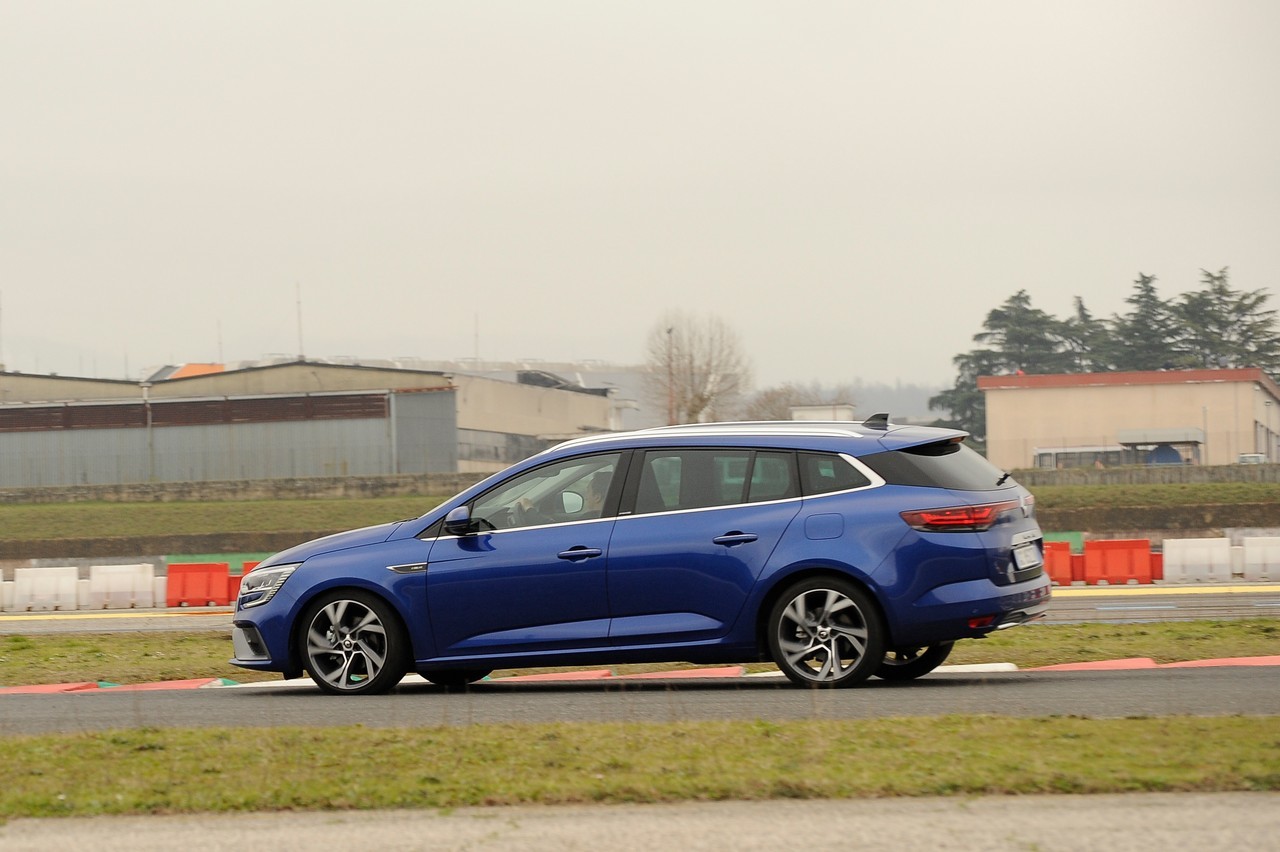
[0,360,622,487]
[979,368,1280,471]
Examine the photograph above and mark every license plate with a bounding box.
[1013,543,1042,570]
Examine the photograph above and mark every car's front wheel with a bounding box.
[767,577,884,688]
[298,590,409,695]
[875,642,954,681]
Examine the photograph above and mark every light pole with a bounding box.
[1268,400,1274,462]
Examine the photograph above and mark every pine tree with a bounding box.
[972,291,1076,375]
[1109,273,1188,371]
[1175,268,1280,372]
[1062,296,1110,372]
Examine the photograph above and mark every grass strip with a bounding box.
[2,716,1278,817]
[0,497,443,542]
[1030,482,1280,509]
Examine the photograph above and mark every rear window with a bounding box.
[799,452,872,495]
[859,441,1008,491]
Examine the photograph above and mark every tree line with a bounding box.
[929,268,1280,440]
[639,269,1279,438]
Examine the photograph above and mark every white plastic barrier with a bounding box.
[1242,537,1280,582]
[11,566,80,611]
[87,563,156,609]
[0,580,13,612]
[1161,538,1233,584]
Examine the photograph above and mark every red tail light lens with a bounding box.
[900,500,1021,532]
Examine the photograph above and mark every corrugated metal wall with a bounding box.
[0,390,458,486]
[392,391,458,475]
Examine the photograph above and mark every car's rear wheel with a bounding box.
[875,642,954,681]
[298,590,409,695]
[423,669,492,688]
[767,577,884,688]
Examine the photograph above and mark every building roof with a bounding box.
[977,367,1280,397]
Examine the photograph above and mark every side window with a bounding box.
[630,449,799,513]
[799,452,871,496]
[471,453,621,530]
[748,451,798,502]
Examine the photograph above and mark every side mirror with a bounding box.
[443,505,474,536]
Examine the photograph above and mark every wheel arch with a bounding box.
[752,565,894,658]
[287,583,415,680]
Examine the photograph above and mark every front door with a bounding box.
[424,452,621,657]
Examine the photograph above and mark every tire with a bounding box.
[297,589,409,695]
[423,670,492,688]
[767,576,884,688]
[875,642,955,681]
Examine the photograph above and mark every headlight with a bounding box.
[237,563,299,609]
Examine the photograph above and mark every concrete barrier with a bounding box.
[1044,541,1075,585]
[10,566,79,611]
[1083,539,1153,585]
[1242,536,1280,581]
[1161,538,1233,583]
[86,563,155,609]
[165,562,232,607]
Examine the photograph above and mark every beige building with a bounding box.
[979,368,1280,471]
[0,360,619,485]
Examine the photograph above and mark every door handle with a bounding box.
[558,546,604,561]
[712,532,758,546]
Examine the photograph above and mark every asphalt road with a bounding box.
[3,665,1278,735]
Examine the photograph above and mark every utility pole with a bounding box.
[296,283,305,360]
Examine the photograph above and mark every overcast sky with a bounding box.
[3,2,1278,390]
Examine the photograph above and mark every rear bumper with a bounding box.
[888,573,1052,646]
[993,580,1053,627]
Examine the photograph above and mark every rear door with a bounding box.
[605,448,801,644]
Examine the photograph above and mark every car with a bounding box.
[230,416,1051,694]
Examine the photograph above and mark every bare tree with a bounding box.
[644,311,751,424]
[743,381,858,420]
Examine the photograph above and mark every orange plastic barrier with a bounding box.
[1082,539,1154,585]
[1043,541,1074,585]
[166,562,232,607]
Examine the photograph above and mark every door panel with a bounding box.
[607,447,801,645]
[425,521,615,655]
[606,502,799,643]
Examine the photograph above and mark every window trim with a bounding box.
[450,450,631,535]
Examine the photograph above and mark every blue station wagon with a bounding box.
[231,417,1051,693]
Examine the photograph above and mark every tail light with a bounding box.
[900,499,1022,532]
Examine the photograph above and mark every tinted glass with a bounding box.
[799,451,872,495]
[632,449,753,514]
[748,451,799,502]
[859,441,1007,491]
[472,453,621,529]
